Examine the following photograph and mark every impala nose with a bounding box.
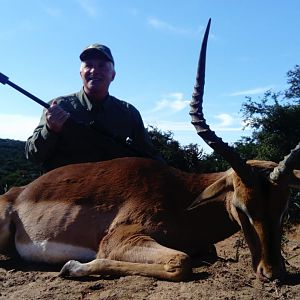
[256,260,286,282]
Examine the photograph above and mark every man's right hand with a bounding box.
[45,100,70,133]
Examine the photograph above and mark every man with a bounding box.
[25,43,163,171]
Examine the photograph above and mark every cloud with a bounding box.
[151,93,190,113]
[145,116,251,152]
[77,0,98,17]
[0,114,39,141]
[145,112,249,133]
[212,113,251,132]
[214,113,234,127]
[146,93,246,133]
[229,85,275,97]
[147,17,197,36]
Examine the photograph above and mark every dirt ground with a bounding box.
[0,225,299,300]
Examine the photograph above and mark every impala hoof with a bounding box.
[59,260,82,277]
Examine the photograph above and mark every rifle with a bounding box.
[0,72,50,109]
[0,72,155,159]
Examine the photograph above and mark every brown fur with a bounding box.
[1,157,299,281]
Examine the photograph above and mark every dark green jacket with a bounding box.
[25,89,163,171]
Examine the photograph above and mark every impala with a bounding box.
[1,19,300,282]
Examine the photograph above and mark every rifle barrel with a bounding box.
[0,72,50,109]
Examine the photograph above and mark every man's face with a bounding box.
[80,57,115,98]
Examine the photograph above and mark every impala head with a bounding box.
[189,19,300,281]
[229,160,300,281]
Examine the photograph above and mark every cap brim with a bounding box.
[80,49,112,62]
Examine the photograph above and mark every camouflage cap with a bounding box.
[79,43,114,65]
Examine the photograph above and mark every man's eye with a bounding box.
[97,63,106,68]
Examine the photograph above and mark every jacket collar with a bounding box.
[77,88,110,112]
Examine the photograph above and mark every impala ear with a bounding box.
[187,171,233,210]
[289,170,300,189]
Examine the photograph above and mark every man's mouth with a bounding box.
[88,77,102,83]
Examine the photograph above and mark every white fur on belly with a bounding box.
[16,240,97,264]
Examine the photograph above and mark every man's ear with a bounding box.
[111,69,116,82]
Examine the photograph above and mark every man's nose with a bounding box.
[90,66,101,74]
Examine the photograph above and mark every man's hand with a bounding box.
[45,101,70,133]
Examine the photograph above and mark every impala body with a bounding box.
[1,19,300,281]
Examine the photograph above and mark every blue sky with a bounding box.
[0,1,299,153]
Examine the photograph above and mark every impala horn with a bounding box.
[269,142,300,183]
[189,19,254,186]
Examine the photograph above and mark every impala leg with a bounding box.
[59,234,191,281]
[0,197,14,255]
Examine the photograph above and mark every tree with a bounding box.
[285,64,300,102]
[240,65,300,162]
[0,139,42,193]
[240,65,300,222]
[147,126,204,172]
